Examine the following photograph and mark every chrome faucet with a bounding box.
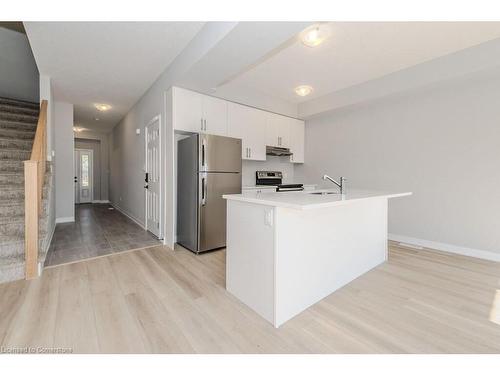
[323,175,347,194]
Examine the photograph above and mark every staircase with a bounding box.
[0,97,53,283]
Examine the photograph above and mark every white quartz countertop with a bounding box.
[223,189,412,210]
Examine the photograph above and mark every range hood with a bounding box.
[266,145,293,157]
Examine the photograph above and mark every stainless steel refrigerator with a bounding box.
[177,134,242,253]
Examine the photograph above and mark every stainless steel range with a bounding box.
[255,171,304,192]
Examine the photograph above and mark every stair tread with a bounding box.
[0,97,39,108]
[0,112,38,121]
[0,103,39,113]
[0,147,32,152]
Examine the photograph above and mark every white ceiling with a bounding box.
[25,22,204,132]
[226,22,500,104]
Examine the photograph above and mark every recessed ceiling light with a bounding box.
[294,85,314,97]
[95,103,111,111]
[301,24,330,48]
[95,117,100,121]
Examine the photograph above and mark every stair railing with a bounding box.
[24,100,48,279]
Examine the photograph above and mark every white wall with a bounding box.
[75,130,110,202]
[0,28,39,102]
[54,101,74,221]
[295,70,500,259]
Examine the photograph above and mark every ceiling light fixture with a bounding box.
[301,24,330,48]
[95,103,111,111]
[73,126,83,133]
[294,85,313,97]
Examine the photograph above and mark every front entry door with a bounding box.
[145,116,161,238]
[74,149,93,204]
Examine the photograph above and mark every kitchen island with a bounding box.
[222,189,412,327]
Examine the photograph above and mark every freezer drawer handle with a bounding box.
[201,177,207,206]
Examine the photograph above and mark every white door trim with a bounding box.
[145,114,162,239]
[74,148,94,204]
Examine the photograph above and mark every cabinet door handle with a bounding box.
[201,118,203,131]
[204,119,207,131]
[249,148,251,158]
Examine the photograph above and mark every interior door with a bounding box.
[74,149,93,204]
[145,116,161,238]
[199,172,241,252]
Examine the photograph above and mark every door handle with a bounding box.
[204,119,207,131]
[249,148,251,158]
[145,172,149,183]
[201,139,206,169]
[201,177,206,206]
[201,118,203,130]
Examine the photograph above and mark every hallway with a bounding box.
[45,204,160,267]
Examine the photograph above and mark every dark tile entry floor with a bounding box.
[45,204,160,267]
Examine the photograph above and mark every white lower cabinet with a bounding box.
[227,102,266,161]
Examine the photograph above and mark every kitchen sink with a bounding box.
[309,191,339,195]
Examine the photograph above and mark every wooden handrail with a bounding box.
[24,100,48,279]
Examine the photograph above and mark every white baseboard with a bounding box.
[388,233,500,262]
[92,200,110,204]
[109,202,145,229]
[55,216,74,224]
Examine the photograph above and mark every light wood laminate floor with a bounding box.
[1,243,499,353]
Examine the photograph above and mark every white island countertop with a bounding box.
[223,189,412,210]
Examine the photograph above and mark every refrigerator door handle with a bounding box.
[201,138,206,170]
[201,177,207,206]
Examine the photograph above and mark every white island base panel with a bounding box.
[226,198,389,328]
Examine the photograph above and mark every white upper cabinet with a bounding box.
[266,113,291,148]
[173,87,203,133]
[289,118,305,163]
[172,87,304,163]
[202,95,227,136]
[227,102,266,161]
[173,87,227,136]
